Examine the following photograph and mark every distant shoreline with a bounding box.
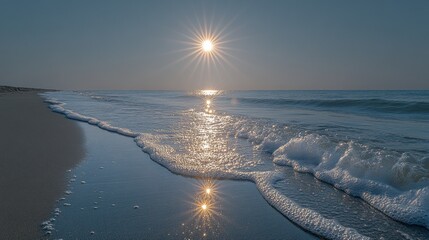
[0,85,55,93]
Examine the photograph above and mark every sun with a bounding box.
[173,15,240,77]
[202,40,214,52]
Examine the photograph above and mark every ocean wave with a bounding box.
[233,97,429,114]
[271,135,429,228]
[227,115,429,229]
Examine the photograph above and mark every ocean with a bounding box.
[42,90,429,239]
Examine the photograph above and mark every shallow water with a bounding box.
[42,90,429,239]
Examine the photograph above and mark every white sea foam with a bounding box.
[41,216,56,235]
[41,93,429,238]
[270,135,429,228]
[225,115,429,229]
[254,172,369,240]
[45,98,139,138]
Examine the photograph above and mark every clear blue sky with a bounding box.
[1,0,428,90]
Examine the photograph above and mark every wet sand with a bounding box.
[0,91,84,239]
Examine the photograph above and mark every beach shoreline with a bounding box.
[47,122,316,239]
[0,88,315,239]
[2,87,428,239]
[0,89,84,239]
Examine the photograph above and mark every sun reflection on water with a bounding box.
[200,90,221,97]
[170,88,260,176]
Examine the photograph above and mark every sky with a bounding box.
[0,0,428,90]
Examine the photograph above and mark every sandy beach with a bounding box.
[0,90,84,239]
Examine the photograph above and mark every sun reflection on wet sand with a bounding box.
[181,179,223,239]
[199,180,218,197]
[193,180,219,217]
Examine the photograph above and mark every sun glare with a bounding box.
[174,15,239,77]
[202,40,214,52]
